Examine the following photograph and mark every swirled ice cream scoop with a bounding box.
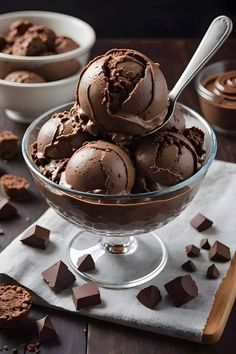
[134,131,199,190]
[204,70,236,108]
[60,141,135,194]
[36,111,90,159]
[77,49,169,136]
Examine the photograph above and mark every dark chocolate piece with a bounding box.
[0,131,18,160]
[0,228,4,235]
[136,285,162,309]
[190,213,213,232]
[0,198,17,219]
[1,174,29,201]
[36,315,57,342]
[164,275,198,307]
[200,238,211,250]
[181,260,196,272]
[20,224,50,250]
[72,282,101,310]
[209,241,231,262]
[42,260,76,292]
[185,244,200,257]
[207,264,220,279]
[77,254,95,272]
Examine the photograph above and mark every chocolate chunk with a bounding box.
[0,174,29,201]
[136,285,162,309]
[20,225,50,249]
[0,198,17,219]
[185,244,200,257]
[200,238,211,250]
[77,254,95,272]
[26,342,41,352]
[181,260,196,272]
[207,264,220,279]
[209,241,231,262]
[0,131,18,160]
[190,213,213,232]
[36,316,57,342]
[42,260,75,292]
[0,228,4,235]
[72,282,101,310]
[164,275,198,307]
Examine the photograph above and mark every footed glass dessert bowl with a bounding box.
[22,102,217,289]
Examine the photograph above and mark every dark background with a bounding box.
[0,0,235,37]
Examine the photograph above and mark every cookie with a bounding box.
[0,285,32,328]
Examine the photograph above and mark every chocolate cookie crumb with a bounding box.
[1,174,29,201]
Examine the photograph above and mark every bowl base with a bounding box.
[68,230,168,289]
[5,109,37,124]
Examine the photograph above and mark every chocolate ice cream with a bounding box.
[60,141,135,194]
[4,70,45,83]
[12,33,47,56]
[0,19,80,57]
[77,49,169,136]
[7,20,33,42]
[36,111,90,159]
[134,130,199,190]
[26,25,56,51]
[55,36,79,54]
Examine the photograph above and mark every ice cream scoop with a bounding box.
[7,20,33,42]
[37,111,90,159]
[77,48,169,136]
[26,25,56,50]
[61,141,135,194]
[4,70,45,83]
[55,36,79,54]
[134,131,199,190]
[12,33,47,56]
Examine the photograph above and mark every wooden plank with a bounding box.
[203,253,236,344]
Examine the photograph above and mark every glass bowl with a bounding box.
[195,60,236,136]
[22,102,217,289]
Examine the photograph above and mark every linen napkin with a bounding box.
[0,159,235,343]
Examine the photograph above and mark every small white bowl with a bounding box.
[0,11,96,123]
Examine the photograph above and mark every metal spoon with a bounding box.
[144,15,233,136]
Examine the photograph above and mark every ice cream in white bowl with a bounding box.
[0,11,96,123]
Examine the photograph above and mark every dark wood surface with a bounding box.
[0,38,235,354]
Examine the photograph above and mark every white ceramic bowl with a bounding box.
[0,11,96,123]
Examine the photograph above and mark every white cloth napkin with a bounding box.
[0,160,235,343]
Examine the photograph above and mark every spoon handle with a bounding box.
[169,15,233,102]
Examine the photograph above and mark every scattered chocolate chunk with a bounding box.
[209,241,231,262]
[72,282,101,310]
[0,174,29,201]
[0,131,18,160]
[77,254,95,272]
[207,264,220,279]
[42,260,76,292]
[0,198,17,219]
[136,285,162,309]
[0,285,32,328]
[36,316,57,342]
[200,238,211,250]
[0,228,4,235]
[185,244,200,257]
[164,275,198,307]
[20,224,50,250]
[181,260,196,272]
[190,213,213,232]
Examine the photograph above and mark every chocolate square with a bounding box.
[72,282,101,310]
[190,213,213,232]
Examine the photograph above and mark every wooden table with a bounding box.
[0,38,236,354]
